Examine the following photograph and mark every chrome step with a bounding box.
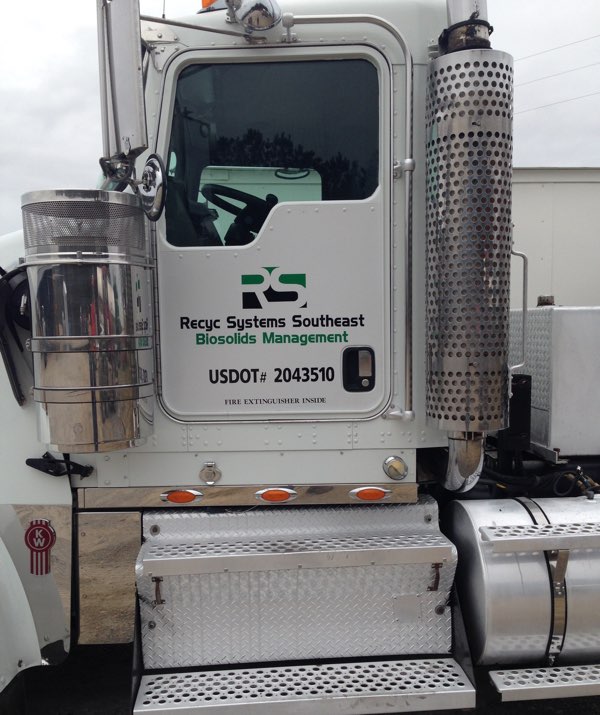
[140,533,455,577]
[479,522,600,553]
[133,658,475,714]
[490,664,600,701]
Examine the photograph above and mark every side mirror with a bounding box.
[227,0,282,32]
[139,154,167,221]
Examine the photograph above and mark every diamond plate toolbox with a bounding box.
[510,306,600,455]
[136,499,456,669]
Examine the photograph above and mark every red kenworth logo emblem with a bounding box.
[25,519,57,576]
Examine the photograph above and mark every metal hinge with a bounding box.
[393,158,415,179]
[152,576,166,607]
[427,563,443,592]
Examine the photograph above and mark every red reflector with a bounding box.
[350,487,391,501]
[161,490,202,504]
[255,488,297,503]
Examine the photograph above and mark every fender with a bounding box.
[0,535,40,694]
[0,230,73,697]
[0,505,71,698]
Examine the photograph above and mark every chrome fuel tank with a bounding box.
[445,496,600,665]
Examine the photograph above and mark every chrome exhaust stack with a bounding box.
[425,1,514,491]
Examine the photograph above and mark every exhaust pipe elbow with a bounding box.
[444,432,484,492]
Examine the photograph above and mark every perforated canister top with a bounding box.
[22,189,145,259]
[425,49,513,432]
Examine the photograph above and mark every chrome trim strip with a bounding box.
[81,483,418,509]
[78,512,140,644]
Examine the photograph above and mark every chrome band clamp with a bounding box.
[515,497,568,665]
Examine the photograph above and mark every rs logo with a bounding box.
[242,267,307,309]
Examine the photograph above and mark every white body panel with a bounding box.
[159,196,390,420]
[511,306,600,456]
[511,168,600,309]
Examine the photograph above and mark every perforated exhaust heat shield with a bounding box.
[426,50,513,432]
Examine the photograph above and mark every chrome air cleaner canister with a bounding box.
[22,189,154,452]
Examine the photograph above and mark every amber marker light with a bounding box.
[349,487,391,502]
[160,489,203,504]
[255,488,298,503]
[202,0,219,7]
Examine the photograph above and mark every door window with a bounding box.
[166,59,379,246]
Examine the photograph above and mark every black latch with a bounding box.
[342,347,375,392]
[26,452,94,479]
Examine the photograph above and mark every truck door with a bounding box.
[155,47,394,422]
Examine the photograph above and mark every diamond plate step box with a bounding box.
[137,500,456,669]
[133,658,475,714]
[490,664,600,701]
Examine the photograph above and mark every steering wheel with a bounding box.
[201,183,271,217]
[201,183,278,239]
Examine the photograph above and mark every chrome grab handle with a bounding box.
[509,248,528,372]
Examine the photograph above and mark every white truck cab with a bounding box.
[1,1,600,712]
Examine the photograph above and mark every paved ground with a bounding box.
[2,645,599,715]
